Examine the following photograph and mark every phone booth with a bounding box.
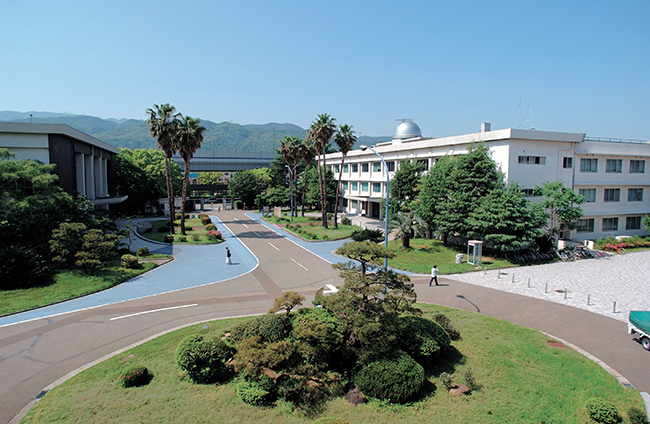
[467,240,483,265]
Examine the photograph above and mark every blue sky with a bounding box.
[1,1,648,139]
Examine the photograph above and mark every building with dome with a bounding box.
[323,120,650,242]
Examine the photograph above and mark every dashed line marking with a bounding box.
[268,242,279,251]
[253,231,261,237]
[291,258,308,271]
[110,304,198,321]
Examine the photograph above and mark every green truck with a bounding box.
[628,311,650,351]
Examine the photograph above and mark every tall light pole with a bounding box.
[285,165,294,222]
[360,145,389,272]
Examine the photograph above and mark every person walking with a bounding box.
[226,247,232,265]
[429,265,438,286]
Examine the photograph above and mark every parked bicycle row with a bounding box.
[511,245,615,264]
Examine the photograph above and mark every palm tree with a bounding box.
[146,103,181,234]
[332,124,357,229]
[307,113,337,228]
[178,116,206,235]
[389,210,427,249]
[299,138,316,216]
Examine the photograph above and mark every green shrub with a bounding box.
[464,368,481,391]
[164,235,174,243]
[0,246,50,290]
[433,313,461,341]
[120,366,150,388]
[230,314,290,344]
[234,375,276,406]
[399,316,451,361]
[311,234,318,240]
[175,212,182,220]
[201,216,212,225]
[628,407,647,424]
[179,236,187,242]
[440,372,454,391]
[205,223,217,231]
[308,216,319,222]
[206,230,223,241]
[312,418,348,424]
[192,234,200,241]
[121,254,139,269]
[584,398,621,424]
[176,334,235,384]
[341,217,352,226]
[136,246,150,257]
[234,200,242,209]
[184,225,193,232]
[277,376,324,409]
[354,350,425,403]
[285,224,293,230]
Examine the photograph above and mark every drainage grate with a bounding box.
[34,390,48,400]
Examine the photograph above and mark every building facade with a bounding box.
[324,120,650,242]
[0,122,126,208]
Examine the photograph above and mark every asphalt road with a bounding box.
[1,210,648,423]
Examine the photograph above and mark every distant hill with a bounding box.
[0,111,390,153]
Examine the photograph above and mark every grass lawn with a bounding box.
[387,238,516,275]
[22,303,645,424]
[263,214,360,241]
[140,217,224,245]
[0,263,158,317]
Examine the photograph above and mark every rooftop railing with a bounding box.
[585,136,649,144]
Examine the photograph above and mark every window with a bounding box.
[351,200,358,209]
[361,163,369,172]
[606,159,622,173]
[579,188,596,203]
[580,158,598,172]
[521,189,536,197]
[342,198,348,207]
[563,157,573,169]
[626,216,642,230]
[602,217,619,231]
[518,155,546,165]
[628,188,643,202]
[630,160,645,173]
[351,182,358,191]
[351,164,358,173]
[333,164,340,173]
[604,189,620,202]
[576,218,594,233]
[342,181,348,190]
[361,182,369,192]
[372,182,381,193]
[373,162,381,172]
[417,159,429,170]
[343,164,348,173]
[386,161,395,172]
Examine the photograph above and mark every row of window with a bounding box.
[333,161,396,174]
[577,216,643,232]
[579,158,645,173]
[578,188,644,202]
[342,181,382,193]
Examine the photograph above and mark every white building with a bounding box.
[324,120,650,242]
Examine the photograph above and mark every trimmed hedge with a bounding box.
[584,398,621,424]
[399,316,451,361]
[121,254,139,269]
[176,334,234,384]
[136,246,150,257]
[230,314,290,344]
[355,350,425,403]
[120,366,149,388]
[234,375,276,406]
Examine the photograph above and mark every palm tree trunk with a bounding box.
[180,161,190,235]
[165,156,175,234]
[316,152,327,228]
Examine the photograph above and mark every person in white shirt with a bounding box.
[429,265,438,286]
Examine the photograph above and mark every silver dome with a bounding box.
[392,119,422,140]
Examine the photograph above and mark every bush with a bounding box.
[230,314,291,344]
[464,368,481,391]
[164,235,174,243]
[206,230,223,241]
[234,200,242,209]
[136,246,150,257]
[205,223,217,231]
[433,313,461,341]
[201,216,212,225]
[628,407,647,424]
[234,375,276,406]
[176,334,234,384]
[175,212,182,220]
[179,236,187,242]
[121,254,139,269]
[0,246,51,290]
[277,375,324,409]
[440,372,454,391]
[354,350,425,403]
[120,366,150,388]
[584,398,621,424]
[312,418,348,424]
[399,316,451,361]
[341,217,351,226]
[192,234,200,241]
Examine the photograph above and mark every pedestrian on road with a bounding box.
[429,265,439,286]
[226,247,232,265]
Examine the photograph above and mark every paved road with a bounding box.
[1,210,648,423]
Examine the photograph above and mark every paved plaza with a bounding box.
[447,250,650,323]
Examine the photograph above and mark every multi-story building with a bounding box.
[0,122,125,209]
[324,119,650,242]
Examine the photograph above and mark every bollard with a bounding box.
[527,278,531,288]
[497,269,501,279]
[512,274,515,283]
[587,294,591,306]
[484,266,486,275]
[612,301,617,313]
[564,289,567,299]
[545,283,548,293]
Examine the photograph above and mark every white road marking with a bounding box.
[234,217,239,221]
[242,223,249,228]
[253,231,261,237]
[323,284,339,294]
[110,304,198,321]
[268,242,279,251]
[291,258,308,271]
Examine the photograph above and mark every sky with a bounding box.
[1,1,649,140]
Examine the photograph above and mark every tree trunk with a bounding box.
[301,164,309,216]
[180,161,190,235]
[165,156,175,234]
[317,152,328,228]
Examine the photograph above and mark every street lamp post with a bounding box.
[360,145,389,272]
[286,165,294,222]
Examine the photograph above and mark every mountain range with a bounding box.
[0,111,390,153]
